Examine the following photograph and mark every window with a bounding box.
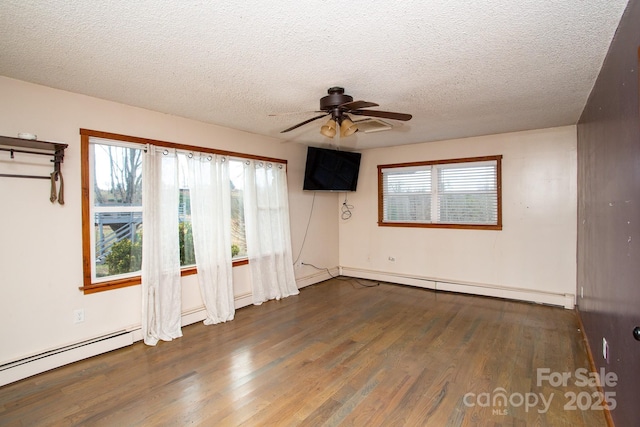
[229,159,247,258]
[81,129,284,293]
[378,155,502,230]
[91,140,144,280]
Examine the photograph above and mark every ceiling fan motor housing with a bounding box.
[320,87,353,111]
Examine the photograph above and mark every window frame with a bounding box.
[80,128,286,294]
[377,155,502,230]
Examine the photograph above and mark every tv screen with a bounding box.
[303,146,361,192]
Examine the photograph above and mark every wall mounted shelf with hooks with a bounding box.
[0,134,68,203]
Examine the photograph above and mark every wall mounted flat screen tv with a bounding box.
[303,146,362,192]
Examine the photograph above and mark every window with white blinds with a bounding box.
[378,155,502,229]
[382,166,432,223]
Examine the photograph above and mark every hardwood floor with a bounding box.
[0,278,607,426]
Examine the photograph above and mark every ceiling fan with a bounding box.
[280,87,412,138]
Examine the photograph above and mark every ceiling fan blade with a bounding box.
[339,100,379,110]
[280,113,329,133]
[351,109,412,121]
[269,110,323,117]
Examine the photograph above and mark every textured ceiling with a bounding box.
[0,1,629,150]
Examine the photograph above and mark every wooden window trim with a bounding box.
[80,128,277,294]
[80,128,287,164]
[377,155,502,230]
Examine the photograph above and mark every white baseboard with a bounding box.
[0,331,133,387]
[0,270,336,387]
[295,267,340,289]
[340,266,575,309]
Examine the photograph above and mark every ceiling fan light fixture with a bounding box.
[320,118,337,138]
[340,115,358,137]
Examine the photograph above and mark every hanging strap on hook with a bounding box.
[49,170,64,205]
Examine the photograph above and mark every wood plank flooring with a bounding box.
[0,278,607,426]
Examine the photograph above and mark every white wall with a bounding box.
[339,126,577,307]
[0,76,339,366]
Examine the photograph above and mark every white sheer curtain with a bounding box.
[188,153,235,324]
[142,147,183,346]
[243,160,299,304]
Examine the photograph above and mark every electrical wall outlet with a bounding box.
[388,256,395,262]
[73,309,85,324]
